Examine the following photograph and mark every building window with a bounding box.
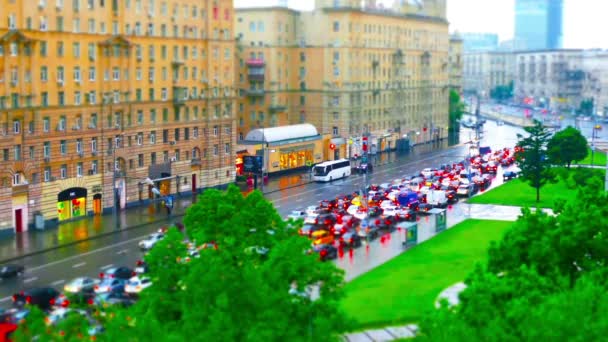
[150,131,156,144]
[13,145,21,161]
[13,120,20,134]
[44,167,51,182]
[213,144,218,156]
[58,164,67,179]
[76,163,83,177]
[60,140,67,155]
[333,126,339,136]
[224,143,230,154]
[333,21,340,32]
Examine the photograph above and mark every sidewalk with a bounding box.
[0,172,311,263]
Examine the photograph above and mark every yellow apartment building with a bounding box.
[449,33,464,93]
[235,0,450,163]
[0,0,236,233]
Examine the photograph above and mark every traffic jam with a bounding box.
[0,147,519,334]
[298,146,519,261]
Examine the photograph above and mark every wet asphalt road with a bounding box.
[0,121,525,307]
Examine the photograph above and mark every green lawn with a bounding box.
[468,168,604,209]
[467,177,569,209]
[340,219,512,329]
[577,147,607,166]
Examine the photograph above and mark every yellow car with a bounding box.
[311,230,334,246]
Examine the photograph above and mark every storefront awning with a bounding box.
[330,137,346,145]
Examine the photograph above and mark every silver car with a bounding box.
[64,277,99,294]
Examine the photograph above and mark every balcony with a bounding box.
[191,158,201,166]
[173,86,186,105]
[246,89,265,97]
[247,71,265,82]
[269,104,287,112]
[246,58,266,67]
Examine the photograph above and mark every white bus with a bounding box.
[311,159,351,182]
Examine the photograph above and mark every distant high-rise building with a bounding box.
[514,0,563,50]
[460,33,499,52]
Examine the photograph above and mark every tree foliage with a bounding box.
[489,81,513,101]
[419,181,608,340]
[547,126,588,168]
[449,89,464,133]
[13,185,347,341]
[515,120,556,202]
[578,98,594,116]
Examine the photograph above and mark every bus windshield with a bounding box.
[313,166,327,176]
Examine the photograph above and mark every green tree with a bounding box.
[515,120,556,202]
[449,89,464,133]
[489,81,514,102]
[123,185,347,341]
[547,126,588,168]
[578,98,594,116]
[420,183,608,340]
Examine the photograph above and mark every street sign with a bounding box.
[305,160,313,167]
[348,138,353,145]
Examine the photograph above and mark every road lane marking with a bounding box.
[72,262,86,268]
[51,279,65,286]
[23,277,38,284]
[100,264,114,270]
[27,235,148,273]
[274,205,281,209]
[295,198,303,202]
[117,249,128,255]
[0,296,11,303]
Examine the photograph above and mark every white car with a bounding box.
[421,168,436,178]
[353,209,368,221]
[46,308,76,326]
[346,205,359,216]
[380,200,396,209]
[286,210,306,220]
[305,206,318,216]
[64,277,99,293]
[125,276,153,294]
[382,206,399,217]
[138,233,165,250]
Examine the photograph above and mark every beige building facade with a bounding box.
[514,49,584,111]
[463,51,515,97]
[236,0,450,156]
[449,34,463,92]
[0,0,236,232]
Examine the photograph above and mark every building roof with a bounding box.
[244,124,320,144]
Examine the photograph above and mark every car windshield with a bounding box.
[313,166,327,176]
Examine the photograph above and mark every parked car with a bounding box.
[125,276,153,295]
[286,210,307,220]
[89,292,136,308]
[445,190,458,204]
[12,287,60,310]
[134,260,150,275]
[0,265,24,280]
[416,203,434,215]
[356,163,373,174]
[312,244,338,262]
[100,266,133,280]
[94,278,126,294]
[457,184,476,197]
[311,230,335,246]
[138,233,165,251]
[299,224,323,237]
[64,277,99,294]
[503,171,518,181]
[339,230,362,248]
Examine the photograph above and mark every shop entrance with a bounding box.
[93,194,102,215]
[14,209,23,233]
[57,188,87,221]
[191,174,197,193]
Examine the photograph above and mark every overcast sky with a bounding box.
[234,0,607,49]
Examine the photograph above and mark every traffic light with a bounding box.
[329,143,336,150]
[362,136,368,152]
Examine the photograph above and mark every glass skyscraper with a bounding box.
[514,0,563,50]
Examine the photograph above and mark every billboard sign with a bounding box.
[243,155,263,173]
